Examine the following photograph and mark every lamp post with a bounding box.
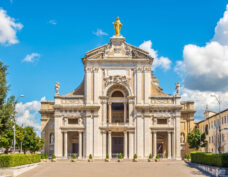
[211,94,221,154]
[20,124,24,153]
[13,95,24,154]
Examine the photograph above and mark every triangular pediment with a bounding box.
[82,36,153,62]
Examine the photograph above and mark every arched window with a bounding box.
[111,91,124,97]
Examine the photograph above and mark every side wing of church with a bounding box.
[40,18,195,160]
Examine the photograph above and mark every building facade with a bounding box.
[197,107,228,153]
[40,19,195,160]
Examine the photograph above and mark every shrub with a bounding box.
[72,154,77,159]
[41,154,45,159]
[185,154,191,159]
[149,154,153,159]
[134,154,137,159]
[0,154,40,167]
[44,154,48,159]
[52,154,56,159]
[191,152,228,167]
[106,154,109,159]
[156,154,159,159]
[89,154,93,159]
[118,153,123,159]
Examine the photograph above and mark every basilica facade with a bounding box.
[40,18,196,160]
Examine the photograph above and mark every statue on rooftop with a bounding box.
[55,82,60,95]
[113,17,122,36]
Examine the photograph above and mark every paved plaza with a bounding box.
[18,160,209,177]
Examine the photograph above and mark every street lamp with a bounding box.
[211,94,221,154]
[20,124,23,153]
[13,95,24,154]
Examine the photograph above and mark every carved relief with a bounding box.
[104,75,129,87]
[85,67,99,73]
[104,42,132,58]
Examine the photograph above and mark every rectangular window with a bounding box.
[209,137,211,143]
[157,119,167,124]
[68,119,78,124]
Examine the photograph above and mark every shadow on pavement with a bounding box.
[185,162,213,177]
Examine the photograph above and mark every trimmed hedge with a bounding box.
[0,154,41,167]
[191,152,228,167]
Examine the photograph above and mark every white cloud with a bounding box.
[139,40,171,71]
[0,8,23,45]
[176,5,228,92]
[15,98,43,132]
[48,19,57,25]
[22,53,40,62]
[93,29,108,36]
[213,5,228,45]
[41,96,46,101]
[175,5,228,121]
[181,88,228,122]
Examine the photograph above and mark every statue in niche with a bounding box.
[180,133,185,143]
[55,82,60,95]
[50,134,54,144]
[63,117,67,125]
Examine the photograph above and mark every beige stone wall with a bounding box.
[180,101,196,158]
[40,101,54,156]
[197,109,228,153]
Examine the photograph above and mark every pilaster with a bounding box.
[175,114,181,160]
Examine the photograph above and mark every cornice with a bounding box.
[54,95,84,99]
[39,109,54,114]
[135,104,182,110]
[54,104,100,110]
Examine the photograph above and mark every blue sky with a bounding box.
[1,0,228,130]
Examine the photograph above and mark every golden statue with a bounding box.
[113,17,122,36]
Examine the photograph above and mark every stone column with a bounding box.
[79,131,82,159]
[136,68,142,104]
[175,115,181,160]
[124,102,127,123]
[102,102,107,125]
[64,132,68,158]
[124,131,127,158]
[144,67,151,104]
[129,132,133,159]
[108,131,112,158]
[168,131,171,159]
[128,99,134,125]
[102,131,106,159]
[153,132,157,158]
[108,103,112,124]
[54,116,63,157]
[172,132,175,159]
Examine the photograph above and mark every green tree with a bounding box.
[0,126,13,153]
[0,62,15,134]
[187,128,207,150]
[15,125,24,150]
[22,126,44,153]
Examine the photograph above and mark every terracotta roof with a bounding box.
[63,79,84,96]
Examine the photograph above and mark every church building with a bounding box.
[40,17,196,160]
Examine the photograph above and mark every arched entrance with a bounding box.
[107,84,129,124]
[106,84,129,158]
